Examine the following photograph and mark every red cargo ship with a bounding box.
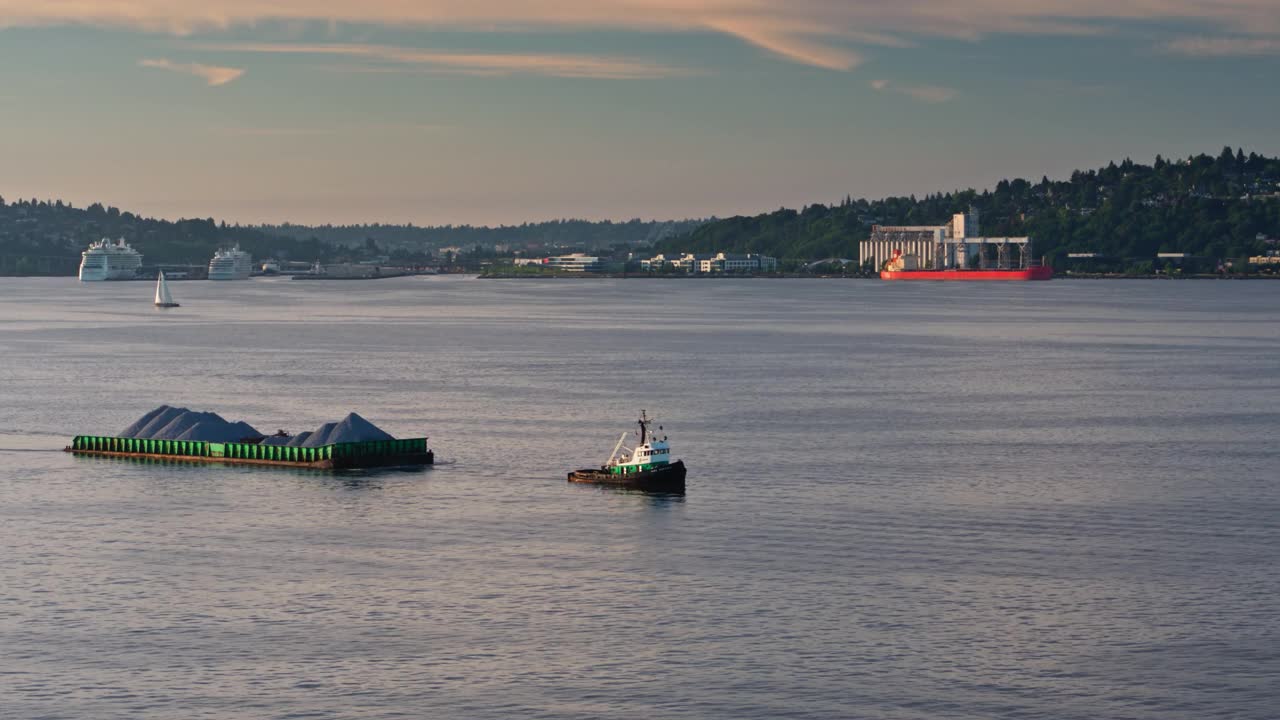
[880,249,1052,281]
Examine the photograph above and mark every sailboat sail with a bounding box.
[154,271,178,307]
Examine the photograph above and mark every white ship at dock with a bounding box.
[208,244,253,280]
[79,238,143,281]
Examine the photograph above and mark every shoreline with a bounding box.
[477,272,1280,281]
[5,271,1278,281]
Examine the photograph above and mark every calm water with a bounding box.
[1,276,1278,719]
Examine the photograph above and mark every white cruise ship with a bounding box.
[208,244,254,280]
[79,238,144,281]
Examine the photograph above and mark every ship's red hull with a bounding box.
[881,267,1053,281]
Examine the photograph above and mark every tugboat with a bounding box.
[568,411,686,492]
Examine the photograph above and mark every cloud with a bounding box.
[138,57,245,85]
[211,122,450,137]
[871,79,956,104]
[7,1,1280,71]
[700,17,864,70]
[1162,36,1280,56]
[192,42,688,79]
[211,126,335,137]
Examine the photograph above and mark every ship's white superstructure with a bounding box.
[79,238,143,281]
[603,411,673,474]
[208,244,253,280]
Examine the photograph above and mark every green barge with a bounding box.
[66,435,433,470]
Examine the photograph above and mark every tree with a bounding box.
[651,150,1280,264]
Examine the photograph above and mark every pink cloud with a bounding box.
[192,42,690,79]
[700,15,865,70]
[138,58,244,85]
[5,1,1280,71]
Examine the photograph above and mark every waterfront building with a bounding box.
[698,253,778,273]
[315,263,381,278]
[541,253,603,272]
[671,254,708,272]
[640,253,704,271]
[860,226,948,271]
[860,210,977,271]
[859,208,1034,271]
[641,252,776,274]
[639,253,672,271]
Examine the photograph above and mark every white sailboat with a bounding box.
[154,271,180,308]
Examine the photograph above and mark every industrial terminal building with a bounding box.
[860,209,1035,271]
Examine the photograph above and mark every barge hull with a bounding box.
[880,267,1052,281]
[66,448,433,470]
[66,435,432,471]
[568,460,686,492]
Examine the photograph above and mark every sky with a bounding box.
[1,1,1279,226]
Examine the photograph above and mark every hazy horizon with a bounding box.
[8,147,1274,231]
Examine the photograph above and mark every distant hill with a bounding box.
[7,148,1278,275]
[257,218,705,253]
[0,195,704,275]
[0,200,330,276]
[655,148,1280,267]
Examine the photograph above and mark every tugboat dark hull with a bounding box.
[568,460,686,492]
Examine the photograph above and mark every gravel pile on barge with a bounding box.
[260,413,394,447]
[120,405,261,443]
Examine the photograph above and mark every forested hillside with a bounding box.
[0,200,329,275]
[657,148,1280,266]
[0,195,702,275]
[260,218,703,252]
[6,149,1278,275]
